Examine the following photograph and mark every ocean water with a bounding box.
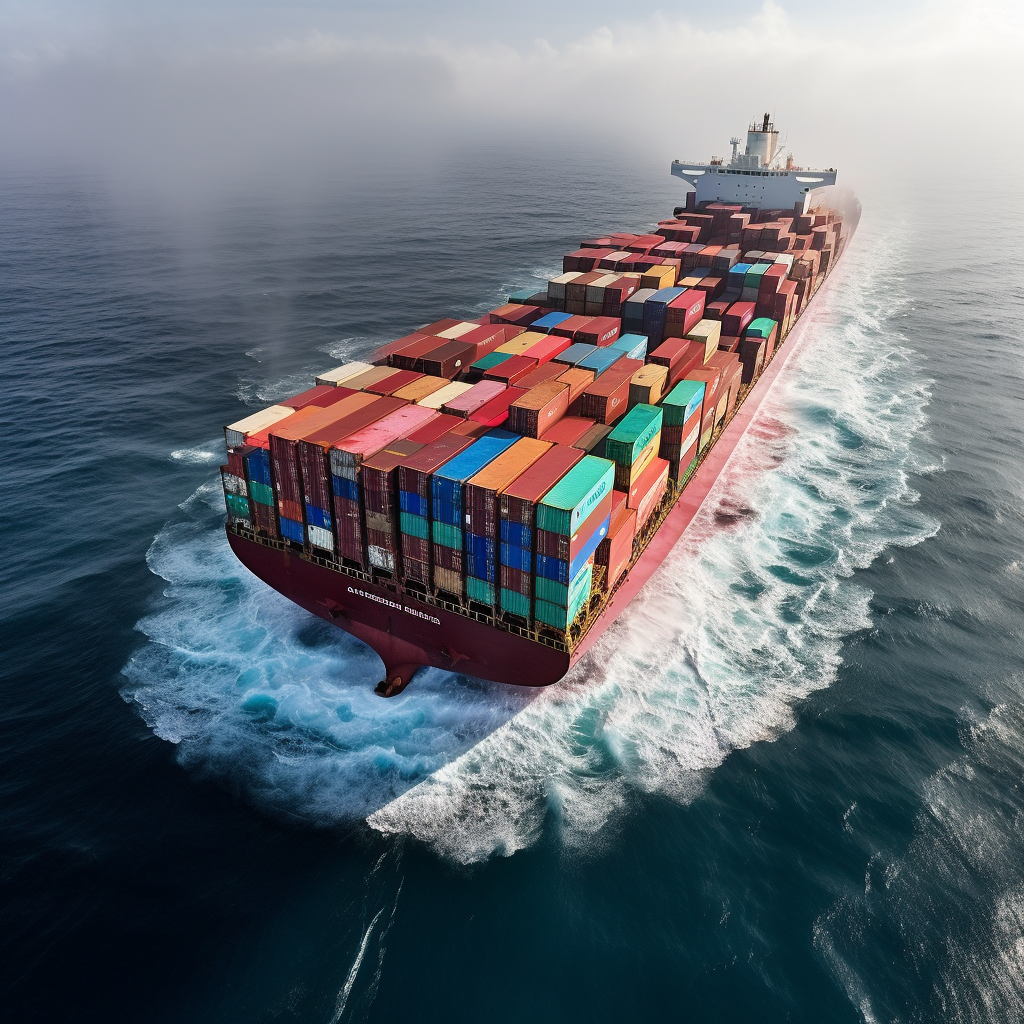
[4,149,1024,1024]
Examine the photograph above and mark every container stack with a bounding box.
[221,199,847,638]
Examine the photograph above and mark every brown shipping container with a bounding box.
[507,381,570,438]
[388,333,438,370]
[333,494,364,565]
[420,340,475,378]
[365,369,423,396]
[500,443,586,526]
[464,437,551,536]
[572,421,613,455]
[500,564,532,599]
[392,375,451,403]
[433,543,463,574]
[402,533,430,564]
[403,556,431,586]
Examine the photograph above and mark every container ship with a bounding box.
[220,117,859,696]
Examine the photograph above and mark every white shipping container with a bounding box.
[417,381,473,410]
[773,253,795,271]
[224,404,294,449]
[547,272,582,301]
[307,525,335,552]
[314,361,373,387]
[221,471,248,496]
[436,322,478,340]
[368,546,395,572]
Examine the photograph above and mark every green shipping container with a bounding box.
[467,576,496,605]
[399,511,430,540]
[472,351,514,372]
[249,480,275,507]
[225,494,251,520]
[745,317,778,339]
[661,380,706,427]
[535,571,592,629]
[500,588,531,618]
[432,521,462,548]
[743,264,769,288]
[536,456,615,536]
[605,405,664,469]
[535,560,594,609]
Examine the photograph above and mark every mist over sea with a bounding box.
[4,146,1024,1023]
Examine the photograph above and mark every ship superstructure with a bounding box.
[219,122,858,695]
[672,114,837,212]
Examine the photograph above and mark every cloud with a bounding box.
[0,0,1019,194]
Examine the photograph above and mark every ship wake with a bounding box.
[123,222,937,859]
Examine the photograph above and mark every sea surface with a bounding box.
[4,147,1024,1024]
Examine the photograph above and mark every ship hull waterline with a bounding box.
[225,274,831,695]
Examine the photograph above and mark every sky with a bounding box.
[0,0,1020,196]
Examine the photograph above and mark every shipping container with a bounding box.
[314,360,373,387]
[417,381,474,410]
[431,430,521,526]
[609,333,648,360]
[441,379,507,417]
[604,404,664,490]
[536,456,615,536]
[392,375,451,403]
[572,421,613,456]
[330,403,437,481]
[541,415,598,447]
[507,381,570,438]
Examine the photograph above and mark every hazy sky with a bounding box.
[1,0,1020,194]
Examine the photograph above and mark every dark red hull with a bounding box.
[227,262,831,692]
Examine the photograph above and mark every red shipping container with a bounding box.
[400,413,457,444]
[281,385,351,410]
[574,316,621,347]
[403,556,431,586]
[520,334,571,365]
[433,543,463,574]
[540,416,597,447]
[579,372,631,425]
[469,386,528,429]
[557,368,596,405]
[517,361,568,390]
[483,354,540,386]
[722,302,756,337]
[250,497,278,538]
[663,288,707,339]
[705,299,731,320]
[718,335,742,354]
[499,443,586,526]
[419,340,475,378]
[632,457,670,529]
[648,339,705,387]
[550,315,595,341]
[333,494,364,565]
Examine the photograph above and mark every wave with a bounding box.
[123,221,937,862]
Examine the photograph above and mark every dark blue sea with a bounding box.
[4,146,1024,1024]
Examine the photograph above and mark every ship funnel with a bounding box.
[762,112,770,132]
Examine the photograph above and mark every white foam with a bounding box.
[368,224,939,861]
[169,443,222,464]
[126,222,937,861]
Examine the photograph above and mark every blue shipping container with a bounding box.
[500,520,531,548]
[531,311,574,332]
[578,347,622,378]
[279,517,305,544]
[399,489,429,517]
[610,333,648,360]
[466,531,497,563]
[332,474,359,501]
[432,430,520,509]
[500,542,532,572]
[535,513,610,583]
[245,448,272,486]
[553,342,598,366]
[305,503,332,530]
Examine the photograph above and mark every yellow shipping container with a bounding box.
[418,381,473,409]
[629,364,669,408]
[685,319,722,364]
[640,265,678,290]
[496,331,549,356]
